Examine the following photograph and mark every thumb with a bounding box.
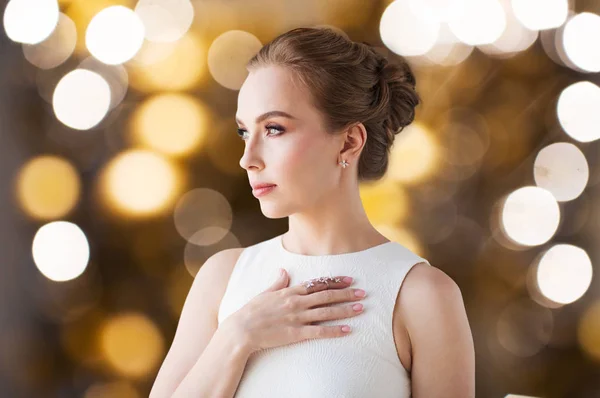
[264,268,289,292]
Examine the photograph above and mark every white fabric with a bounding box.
[217,233,431,398]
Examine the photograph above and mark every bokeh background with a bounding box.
[1,0,600,397]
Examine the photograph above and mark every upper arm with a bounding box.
[149,247,244,398]
[400,263,475,398]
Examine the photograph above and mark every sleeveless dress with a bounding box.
[217,233,431,398]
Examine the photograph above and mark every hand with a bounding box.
[226,269,366,354]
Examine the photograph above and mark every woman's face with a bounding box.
[236,65,343,218]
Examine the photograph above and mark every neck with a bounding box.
[284,182,389,256]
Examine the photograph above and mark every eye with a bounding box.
[236,124,285,141]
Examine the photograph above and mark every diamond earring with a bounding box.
[339,159,349,168]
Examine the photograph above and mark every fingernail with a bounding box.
[343,277,353,284]
[354,289,366,297]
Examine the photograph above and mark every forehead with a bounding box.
[236,65,313,123]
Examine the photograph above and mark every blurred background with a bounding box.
[1,0,600,396]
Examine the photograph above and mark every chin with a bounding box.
[258,202,291,219]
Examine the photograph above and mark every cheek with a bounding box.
[279,137,336,188]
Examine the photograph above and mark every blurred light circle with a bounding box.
[536,244,592,304]
[53,69,111,130]
[496,298,553,357]
[511,0,568,30]
[32,221,90,282]
[534,142,588,202]
[423,23,474,66]
[128,32,205,92]
[387,123,438,184]
[578,301,600,363]
[380,0,439,56]
[479,0,539,57]
[22,12,76,69]
[17,156,81,219]
[3,0,59,44]
[410,0,467,24]
[101,149,180,216]
[448,0,506,46]
[207,30,263,91]
[79,57,129,110]
[135,0,194,43]
[501,186,560,246]
[563,12,600,73]
[173,188,233,245]
[85,5,145,65]
[557,81,600,143]
[100,312,164,377]
[131,93,208,157]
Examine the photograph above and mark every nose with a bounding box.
[239,134,264,171]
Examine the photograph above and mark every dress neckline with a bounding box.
[276,234,395,259]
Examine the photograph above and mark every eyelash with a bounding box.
[237,124,285,141]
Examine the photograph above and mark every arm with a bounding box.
[171,320,252,397]
[400,264,475,397]
[149,248,246,398]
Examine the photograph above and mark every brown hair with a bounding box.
[246,26,421,182]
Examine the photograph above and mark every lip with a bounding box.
[252,185,276,197]
[251,183,277,190]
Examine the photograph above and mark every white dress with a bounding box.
[217,233,431,398]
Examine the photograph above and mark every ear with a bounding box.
[340,122,367,160]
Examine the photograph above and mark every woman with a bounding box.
[151,27,475,398]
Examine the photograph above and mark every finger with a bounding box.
[301,302,364,324]
[299,324,352,340]
[292,276,352,296]
[263,268,289,293]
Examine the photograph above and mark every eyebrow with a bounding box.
[235,110,297,126]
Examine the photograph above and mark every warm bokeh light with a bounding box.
[100,149,181,216]
[128,31,206,92]
[53,69,112,130]
[16,156,80,219]
[22,12,76,69]
[511,0,568,30]
[534,142,588,202]
[500,186,560,246]
[134,0,194,43]
[496,298,553,357]
[84,381,141,398]
[3,0,59,44]
[86,5,145,65]
[131,93,209,157]
[578,301,600,363]
[479,0,538,57]
[79,57,129,110]
[536,244,592,305]
[173,188,233,245]
[556,81,600,143]
[562,12,600,73]
[207,30,263,91]
[413,0,467,24]
[100,312,164,378]
[360,179,409,225]
[32,221,90,282]
[387,123,438,184]
[380,0,439,57]
[422,24,474,66]
[448,0,506,46]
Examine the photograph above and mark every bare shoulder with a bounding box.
[198,247,246,312]
[401,262,462,306]
[398,262,464,327]
[399,263,475,396]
